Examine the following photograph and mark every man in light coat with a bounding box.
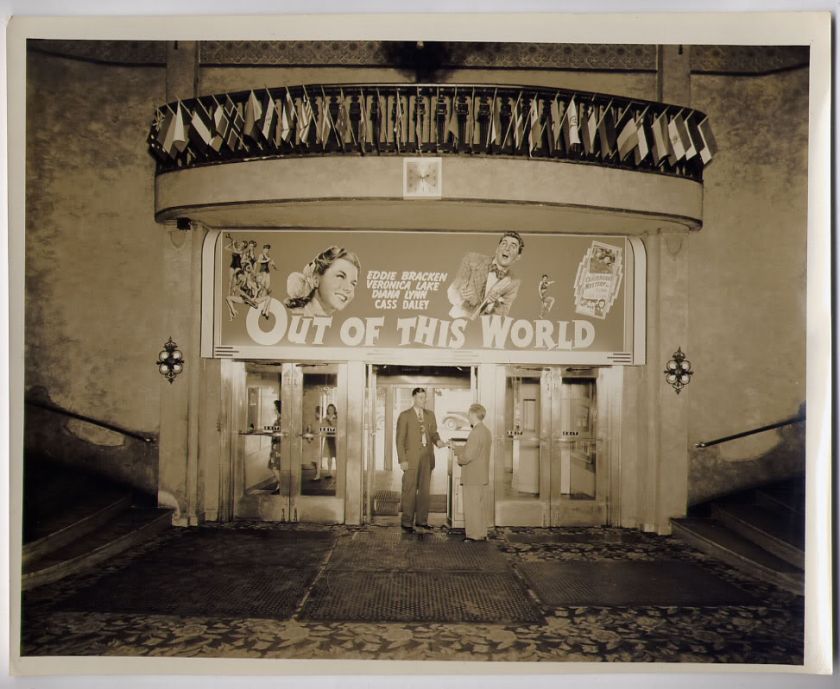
[453,403,492,541]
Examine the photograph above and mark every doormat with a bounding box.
[506,530,647,545]
[54,530,336,619]
[300,571,543,623]
[327,538,510,572]
[518,560,760,607]
[372,490,400,516]
[371,491,447,516]
[142,528,335,568]
[56,561,311,619]
[429,494,447,513]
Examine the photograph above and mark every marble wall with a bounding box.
[24,50,166,492]
[687,68,808,503]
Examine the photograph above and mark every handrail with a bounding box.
[25,398,157,444]
[147,82,714,182]
[694,414,805,449]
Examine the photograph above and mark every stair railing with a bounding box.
[25,398,157,444]
[694,413,805,449]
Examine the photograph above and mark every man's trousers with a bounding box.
[401,456,432,526]
[463,484,487,540]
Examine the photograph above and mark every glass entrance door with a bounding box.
[292,364,344,522]
[493,367,551,526]
[553,377,597,499]
[232,362,290,521]
[493,366,604,526]
[548,372,601,525]
[232,362,346,523]
[365,366,475,525]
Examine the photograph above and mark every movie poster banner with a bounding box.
[202,230,646,365]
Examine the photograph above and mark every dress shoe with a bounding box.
[416,524,433,530]
[400,524,414,532]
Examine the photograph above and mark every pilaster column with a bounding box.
[344,362,366,525]
[637,44,693,533]
[656,45,691,106]
[158,227,203,525]
[640,231,690,533]
[157,42,202,526]
[165,41,199,103]
[478,363,501,527]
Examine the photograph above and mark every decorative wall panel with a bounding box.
[30,40,809,75]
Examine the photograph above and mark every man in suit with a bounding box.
[453,403,492,541]
[396,387,447,532]
[447,231,525,320]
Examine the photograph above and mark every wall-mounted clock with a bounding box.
[403,157,442,199]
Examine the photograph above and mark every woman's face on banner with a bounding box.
[317,257,358,313]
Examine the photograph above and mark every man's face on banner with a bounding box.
[494,235,522,269]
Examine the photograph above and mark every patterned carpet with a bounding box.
[20,522,804,664]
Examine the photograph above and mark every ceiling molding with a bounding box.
[690,45,809,75]
[28,39,167,66]
[29,40,808,75]
[199,41,657,71]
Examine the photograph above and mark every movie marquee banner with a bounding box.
[201,230,646,365]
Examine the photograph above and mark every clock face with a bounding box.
[403,157,442,198]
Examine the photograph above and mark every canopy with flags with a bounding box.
[148,86,716,180]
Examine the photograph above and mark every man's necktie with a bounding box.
[490,263,508,280]
[417,409,427,446]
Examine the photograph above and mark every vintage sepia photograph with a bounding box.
[6,10,832,678]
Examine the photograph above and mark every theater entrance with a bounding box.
[363,365,476,525]
[226,360,609,527]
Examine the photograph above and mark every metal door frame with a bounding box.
[229,360,347,523]
[289,362,347,523]
[361,364,476,524]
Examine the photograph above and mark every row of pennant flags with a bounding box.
[149,86,717,169]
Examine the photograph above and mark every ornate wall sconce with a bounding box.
[156,337,184,384]
[664,347,694,394]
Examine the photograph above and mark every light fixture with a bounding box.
[664,347,693,394]
[156,337,184,384]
